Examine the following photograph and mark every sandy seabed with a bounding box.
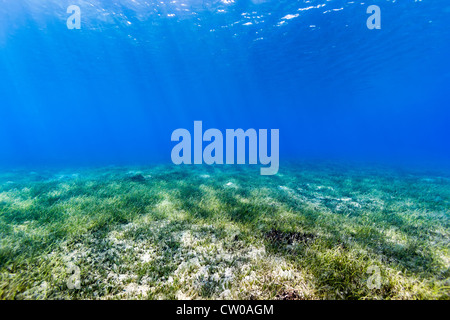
[0,162,449,300]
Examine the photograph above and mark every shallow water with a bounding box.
[0,1,449,165]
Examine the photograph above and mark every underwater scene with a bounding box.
[0,1,449,300]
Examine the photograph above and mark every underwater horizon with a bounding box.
[0,0,449,301]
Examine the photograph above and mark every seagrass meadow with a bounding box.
[0,162,449,300]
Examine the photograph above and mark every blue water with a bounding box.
[0,0,449,167]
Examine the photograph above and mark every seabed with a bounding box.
[0,162,449,300]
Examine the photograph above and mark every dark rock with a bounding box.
[276,290,304,300]
[265,229,316,245]
[128,174,146,182]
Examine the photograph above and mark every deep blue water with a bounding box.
[0,0,449,167]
